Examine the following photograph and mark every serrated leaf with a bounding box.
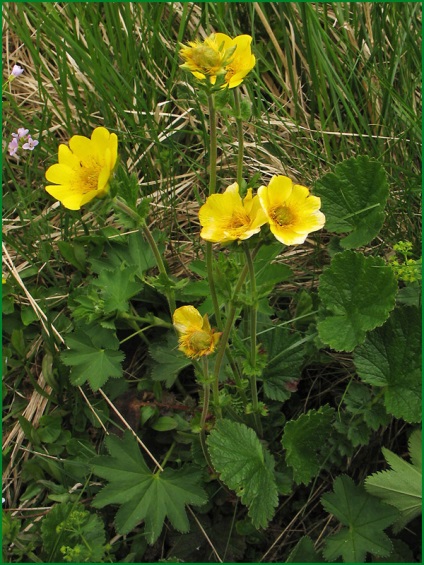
[365,430,422,532]
[91,431,207,543]
[314,156,389,249]
[93,265,144,314]
[321,475,399,562]
[282,405,335,485]
[317,251,397,351]
[353,307,421,422]
[149,332,191,387]
[260,327,307,401]
[62,330,124,391]
[206,419,278,529]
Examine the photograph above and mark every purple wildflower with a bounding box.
[22,137,39,151]
[8,137,19,157]
[11,64,24,78]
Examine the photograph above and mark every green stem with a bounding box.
[243,243,262,437]
[233,89,244,187]
[207,94,217,196]
[160,441,176,470]
[113,197,176,314]
[205,93,222,328]
[200,357,211,431]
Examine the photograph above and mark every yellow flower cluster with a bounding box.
[179,32,255,89]
[199,176,325,246]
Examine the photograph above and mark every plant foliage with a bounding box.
[91,431,208,543]
[365,429,422,532]
[317,251,397,351]
[206,419,279,529]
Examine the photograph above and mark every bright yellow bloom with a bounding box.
[45,127,118,210]
[258,176,325,245]
[180,32,255,89]
[199,182,267,243]
[173,306,221,359]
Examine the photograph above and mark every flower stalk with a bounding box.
[113,197,176,315]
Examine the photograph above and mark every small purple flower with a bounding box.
[22,137,39,151]
[12,128,29,139]
[8,137,19,156]
[11,64,24,78]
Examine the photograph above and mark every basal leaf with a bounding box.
[317,251,397,351]
[91,431,207,543]
[206,419,278,529]
[314,156,389,249]
[260,327,308,401]
[365,430,422,532]
[93,265,144,314]
[62,330,124,391]
[353,306,421,422]
[321,475,399,562]
[282,405,335,485]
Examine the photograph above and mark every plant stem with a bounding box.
[207,94,217,196]
[200,357,211,431]
[113,197,176,314]
[205,93,222,328]
[211,244,262,418]
[243,242,262,437]
[233,88,244,187]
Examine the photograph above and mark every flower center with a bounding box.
[271,205,294,227]
[76,159,101,194]
[189,330,212,352]
[191,45,222,71]
[229,211,250,229]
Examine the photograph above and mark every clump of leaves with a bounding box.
[41,502,108,563]
[365,429,422,533]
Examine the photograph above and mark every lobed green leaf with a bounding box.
[317,251,397,351]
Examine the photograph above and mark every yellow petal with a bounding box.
[173,305,203,334]
[69,135,92,159]
[58,144,80,168]
[45,184,85,210]
[45,163,74,185]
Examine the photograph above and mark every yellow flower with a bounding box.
[180,32,255,89]
[258,175,325,245]
[199,182,267,243]
[45,127,118,210]
[173,306,221,359]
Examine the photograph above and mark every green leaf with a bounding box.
[282,405,335,485]
[365,430,422,532]
[57,241,87,271]
[317,251,397,351]
[353,306,421,422]
[321,475,399,562]
[41,502,106,563]
[149,332,192,387]
[206,419,278,529]
[260,327,307,402]
[314,156,389,249]
[286,536,324,563]
[91,431,207,543]
[93,265,144,314]
[62,329,124,391]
